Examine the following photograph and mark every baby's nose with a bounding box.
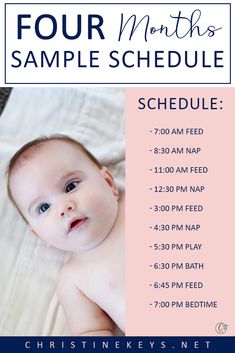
[60,202,75,217]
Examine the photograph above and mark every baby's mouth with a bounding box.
[68,217,88,233]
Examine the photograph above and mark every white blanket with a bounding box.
[0,88,124,335]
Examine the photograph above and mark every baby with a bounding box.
[7,135,125,336]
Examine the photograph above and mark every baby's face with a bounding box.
[10,140,119,252]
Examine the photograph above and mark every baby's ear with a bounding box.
[101,167,119,197]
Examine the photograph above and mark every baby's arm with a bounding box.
[57,268,115,336]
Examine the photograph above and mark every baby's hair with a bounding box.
[6,134,102,221]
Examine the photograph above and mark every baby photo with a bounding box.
[0,88,125,336]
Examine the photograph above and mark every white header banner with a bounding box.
[4,2,231,84]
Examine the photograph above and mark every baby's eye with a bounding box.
[65,181,79,193]
[38,203,50,214]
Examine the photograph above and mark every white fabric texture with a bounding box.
[0,88,124,335]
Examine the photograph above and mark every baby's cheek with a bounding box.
[32,220,55,242]
[85,191,107,212]
[84,185,116,213]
